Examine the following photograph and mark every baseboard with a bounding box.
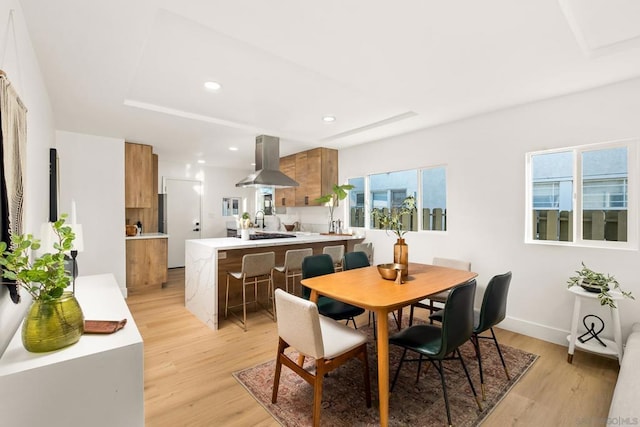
[499,315,571,347]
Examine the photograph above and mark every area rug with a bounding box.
[234,317,538,426]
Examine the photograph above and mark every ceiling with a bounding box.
[18,0,640,170]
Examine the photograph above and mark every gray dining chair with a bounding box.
[323,245,345,271]
[273,248,313,295]
[408,257,471,325]
[225,251,276,331]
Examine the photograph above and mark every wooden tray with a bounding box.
[84,319,127,334]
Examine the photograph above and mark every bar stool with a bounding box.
[322,245,345,272]
[225,251,276,331]
[353,242,373,264]
[273,248,313,295]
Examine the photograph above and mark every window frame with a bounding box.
[525,139,638,250]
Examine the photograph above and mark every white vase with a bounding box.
[241,229,250,240]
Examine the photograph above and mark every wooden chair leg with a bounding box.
[360,345,372,407]
[312,361,324,427]
[272,339,286,403]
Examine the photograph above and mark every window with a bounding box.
[348,177,365,227]
[369,170,418,231]
[421,166,447,231]
[526,140,637,248]
[346,166,448,233]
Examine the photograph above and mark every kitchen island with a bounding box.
[185,233,364,330]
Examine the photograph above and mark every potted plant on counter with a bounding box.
[236,212,252,240]
[567,262,634,308]
[0,214,84,352]
[315,184,354,234]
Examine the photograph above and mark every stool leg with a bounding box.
[225,275,230,318]
[270,275,277,321]
[285,270,290,293]
[242,276,247,332]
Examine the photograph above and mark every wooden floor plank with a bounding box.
[126,268,619,426]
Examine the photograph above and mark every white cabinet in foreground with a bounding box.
[0,274,144,427]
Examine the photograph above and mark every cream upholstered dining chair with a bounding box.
[273,248,313,295]
[322,245,345,271]
[225,251,276,332]
[271,289,371,427]
[408,257,471,325]
[353,242,374,264]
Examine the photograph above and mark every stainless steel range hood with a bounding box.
[235,135,299,188]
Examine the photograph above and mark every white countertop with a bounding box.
[126,232,169,240]
[0,273,142,374]
[188,232,365,250]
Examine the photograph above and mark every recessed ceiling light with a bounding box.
[197,159,206,164]
[229,146,238,151]
[204,81,221,91]
[323,115,336,122]
[251,162,256,166]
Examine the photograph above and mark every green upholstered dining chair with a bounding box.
[431,271,512,400]
[342,250,370,270]
[353,242,373,264]
[408,257,471,325]
[271,289,371,427]
[390,280,482,426]
[301,254,365,329]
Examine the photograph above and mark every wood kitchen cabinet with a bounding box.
[275,154,296,207]
[275,147,337,207]
[126,237,168,294]
[125,142,153,208]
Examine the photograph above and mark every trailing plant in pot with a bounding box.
[372,195,416,278]
[315,184,354,234]
[0,214,84,352]
[567,262,634,308]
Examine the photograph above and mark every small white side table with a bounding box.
[567,286,623,364]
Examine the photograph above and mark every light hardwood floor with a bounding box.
[126,268,619,426]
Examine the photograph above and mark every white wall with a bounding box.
[158,160,256,238]
[340,77,640,346]
[0,1,56,354]
[55,131,126,294]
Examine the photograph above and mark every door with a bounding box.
[165,178,202,268]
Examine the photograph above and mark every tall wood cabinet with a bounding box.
[124,142,166,294]
[275,147,338,207]
[125,143,158,232]
[125,143,153,208]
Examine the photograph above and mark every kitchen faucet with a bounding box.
[255,210,265,229]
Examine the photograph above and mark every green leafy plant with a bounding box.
[372,195,417,239]
[315,184,355,222]
[0,214,75,301]
[567,262,634,308]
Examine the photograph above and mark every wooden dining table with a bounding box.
[300,262,477,427]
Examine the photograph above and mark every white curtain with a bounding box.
[0,73,28,303]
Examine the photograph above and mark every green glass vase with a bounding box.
[22,291,84,352]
